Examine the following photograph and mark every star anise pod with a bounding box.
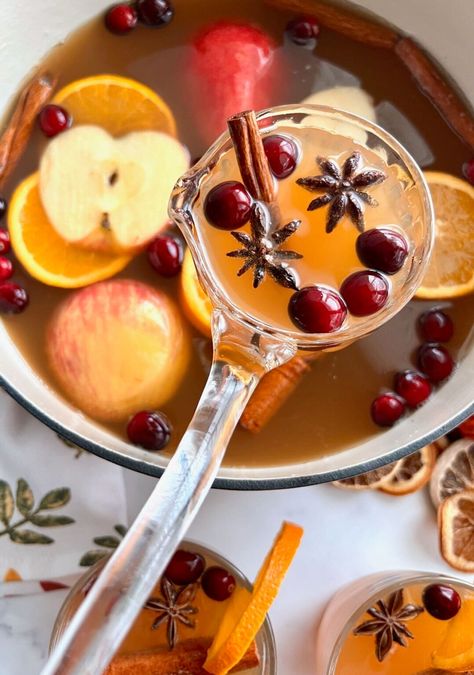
[145,577,198,650]
[226,202,302,290]
[353,589,424,662]
[296,152,386,233]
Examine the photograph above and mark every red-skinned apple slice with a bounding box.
[39,126,189,253]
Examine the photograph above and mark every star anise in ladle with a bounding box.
[296,152,386,233]
[227,202,302,290]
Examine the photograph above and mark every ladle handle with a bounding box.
[42,346,261,674]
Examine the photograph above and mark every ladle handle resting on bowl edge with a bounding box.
[41,309,295,675]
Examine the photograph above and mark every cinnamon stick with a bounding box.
[395,37,474,151]
[263,0,398,49]
[0,72,56,189]
[105,638,259,675]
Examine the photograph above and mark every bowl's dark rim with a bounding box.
[2,373,473,490]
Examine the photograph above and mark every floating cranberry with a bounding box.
[394,370,432,408]
[0,257,13,281]
[136,0,174,27]
[165,549,205,585]
[147,235,183,277]
[0,228,10,254]
[371,392,406,427]
[418,309,453,343]
[422,584,461,621]
[289,285,347,333]
[0,282,29,314]
[202,566,236,601]
[38,105,71,138]
[356,228,408,275]
[286,15,320,47]
[463,159,474,185]
[263,134,298,179]
[105,3,138,34]
[340,270,389,317]
[417,343,454,383]
[204,181,252,230]
[0,197,6,221]
[126,410,171,451]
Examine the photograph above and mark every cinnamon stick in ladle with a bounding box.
[227,111,313,434]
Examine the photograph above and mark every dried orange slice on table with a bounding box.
[204,521,303,675]
[52,74,176,137]
[333,462,401,490]
[8,173,131,288]
[432,596,474,670]
[378,445,438,496]
[438,490,474,573]
[429,439,474,508]
[416,172,474,299]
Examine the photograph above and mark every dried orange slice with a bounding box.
[432,596,474,670]
[52,74,176,137]
[180,248,212,337]
[204,522,303,675]
[378,445,437,496]
[416,172,474,299]
[439,490,474,573]
[333,461,401,490]
[8,173,131,288]
[459,415,474,439]
[430,439,474,508]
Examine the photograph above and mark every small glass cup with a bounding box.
[50,540,276,675]
[316,570,474,674]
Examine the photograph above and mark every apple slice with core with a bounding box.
[39,125,189,253]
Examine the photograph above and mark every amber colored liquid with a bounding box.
[2,0,474,468]
[335,583,474,674]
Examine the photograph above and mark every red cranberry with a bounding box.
[136,0,174,27]
[0,257,13,281]
[105,3,138,34]
[126,410,171,451]
[394,370,432,408]
[417,343,454,383]
[463,158,474,185]
[289,285,347,333]
[286,15,320,47]
[164,549,205,585]
[0,282,29,314]
[0,197,6,221]
[371,393,405,427]
[422,584,461,620]
[0,228,10,254]
[356,228,409,275]
[38,105,71,138]
[418,309,453,343]
[340,270,389,317]
[263,134,298,179]
[147,235,183,277]
[204,181,252,230]
[201,566,236,601]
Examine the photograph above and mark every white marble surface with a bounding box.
[1,468,471,675]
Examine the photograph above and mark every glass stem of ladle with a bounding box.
[41,308,295,675]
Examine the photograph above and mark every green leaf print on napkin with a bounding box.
[0,479,75,545]
[80,525,127,567]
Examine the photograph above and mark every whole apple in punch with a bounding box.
[46,279,190,423]
[39,125,189,253]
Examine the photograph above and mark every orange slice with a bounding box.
[180,248,213,337]
[378,445,437,496]
[439,490,474,573]
[52,74,176,137]
[333,461,401,490]
[416,172,474,299]
[430,439,474,508]
[204,522,303,675]
[432,597,474,670]
[8,173,131,288]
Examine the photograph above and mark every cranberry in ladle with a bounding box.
[289,285,347,333]
[356,228,408,275]
[263,134,298,179]
[165,549,205,585]
[340,270,389,317]
[204,181,252,230]
[202,566,236,601]
[422,584,461,620]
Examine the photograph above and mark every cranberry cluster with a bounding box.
[0,203,29,315]
[371,308,456,427]
[165,548,236,601]
[105,0,174,35]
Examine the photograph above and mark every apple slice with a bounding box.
[46,279,190,423]
[39,125,189,253]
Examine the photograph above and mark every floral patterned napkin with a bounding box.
[0,391,127,597]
